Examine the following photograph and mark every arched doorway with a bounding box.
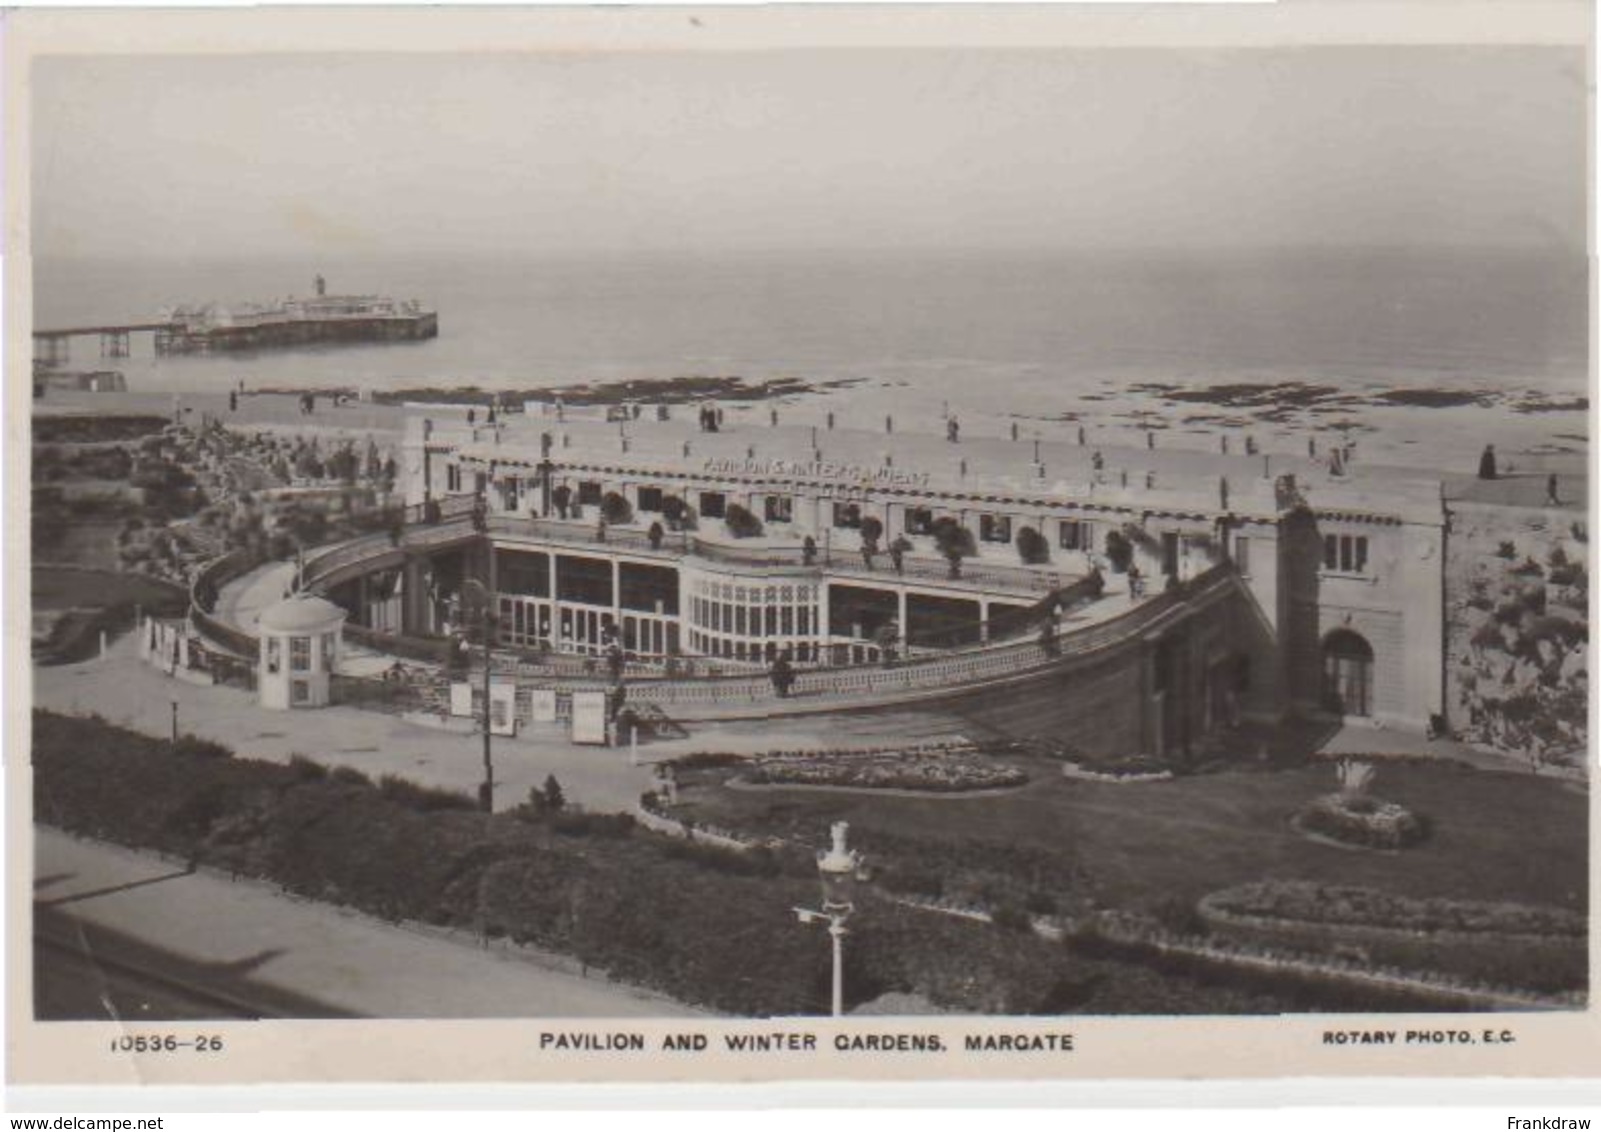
[1321,629,1374,717]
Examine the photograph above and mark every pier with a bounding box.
[32,322,172,365]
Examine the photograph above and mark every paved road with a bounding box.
[36,636,991,815]
[31,827,702,1020]
[214,559,299,636]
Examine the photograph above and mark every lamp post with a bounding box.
[794,821,863,1018]
[463,577,496,812]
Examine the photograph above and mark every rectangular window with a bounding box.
[292,680,310,705]
[1059,520,1093,551]
[637,486,664,513]
[290,636,311,672]
[577,480,603,506]
[1234,535,1251,576]
[764,495,793,523]
[980,514,1012,543]
[833,502,862,529]
[906,507,934,536]
[474,472,488,496]
[1324,533,1371,575]
[322,632,337,668]
[699,491,727,519]
[446,465,462,493]
[266,636,282,674]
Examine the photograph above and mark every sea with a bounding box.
[32,248,1590,464]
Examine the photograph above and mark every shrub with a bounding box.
[1470,622,1504,651]
[930,517,975,559]
[601,491,634,525]
[1295,793,1427,851]
[1549,561,1586,589]
[287,754,328,782]
[1104,529,1134,573]
[1206,881,1585,938]
[1512,557,1546,578]
[330,765,375,789]
[551,811,636,838]
[1492,601,1525,626]
[1016,525,1050,565]
[859,516,884,553]
[990,903,1033,933]
[172,735,232,761]
[724,503,763,539]
[377,774,477,812]
[669,751,748,771]
[1495,540,1517,560]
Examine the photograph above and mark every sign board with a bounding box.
[488,682,518,737]
[570,690,610,746]
[529,688,557,723]
[449,682,474,718]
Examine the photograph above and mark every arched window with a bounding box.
[1321,629,1374,717]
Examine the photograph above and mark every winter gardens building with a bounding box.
[301,402,1449,757]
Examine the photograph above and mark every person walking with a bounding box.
[1478,444,1498,480]
[1547,473,1561,506]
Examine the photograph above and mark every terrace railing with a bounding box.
[187,549,263,659]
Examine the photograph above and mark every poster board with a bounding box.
[570,690,610,746]
[488,682,517,737]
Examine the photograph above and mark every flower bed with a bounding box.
[1061,756,1172,784]
[738,743,1028,793]
[1293,791,1427,850]
[1202,881,1585,939]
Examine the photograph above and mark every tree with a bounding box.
[859,515,884,554]
[601,491,634,525]
[1016,525,1049,565]
[931,517,974,578]
[542,774,565,814]
[1104,529,1133,574]
[327,444,360,485]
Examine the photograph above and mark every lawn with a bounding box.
[32,566,188,664]
[32,566,187,614]
[671,754,1589,917]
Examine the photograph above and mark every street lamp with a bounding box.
[794,821,864,1018]
[463,577,496,812]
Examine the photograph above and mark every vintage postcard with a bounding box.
[5,1,1598,1097]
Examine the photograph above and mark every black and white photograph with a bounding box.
[7,0,1597,1091]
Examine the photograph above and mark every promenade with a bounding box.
[34,636,974,814]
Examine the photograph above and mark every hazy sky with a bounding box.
[30,46,1586,261]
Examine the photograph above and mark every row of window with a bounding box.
[689,579,820,605]
[264,632,337,675]
[691,595,818,639]
[1324,534,1370,575]
[447,467,1371,579]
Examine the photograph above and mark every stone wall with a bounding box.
[1444,500,1588,763]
